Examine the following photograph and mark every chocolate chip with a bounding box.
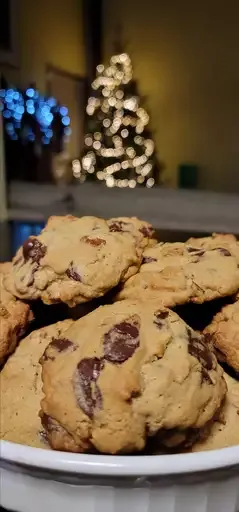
[66,263,81,281]
[142,256,157,264]
[154,310,169,328]
[201,367,213,384]
[73,357,104,418]
[50,337,75,352]
[104,319,140,363]
[187,246,203,253]
[139,226,154,237]
[187,329,214,383]
[109,220,128,232]
[187,247,205,257]
[213,247,231,257]
[22,237,47,264]
[41,338,75,363]
[81,236,106,247]
[41,413,56,432]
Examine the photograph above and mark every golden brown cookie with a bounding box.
[192,373,239,451]
[204,300,239,372]
[0,263,33,365]
[4,215,144,307]
[0,320,73,448]
[116,242,239,306]
[39,301,226,454]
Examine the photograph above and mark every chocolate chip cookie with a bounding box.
[4,215,144,307]
[116,242,239,307]
[39,301,226,454]
[204,300,239,372]
[0,263,33,365]
[192,373,239,451]
[0,320,73,448]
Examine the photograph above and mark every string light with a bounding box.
[0,86,71,144]
[75,52,156,187]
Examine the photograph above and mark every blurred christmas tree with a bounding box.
[73,53,161,188]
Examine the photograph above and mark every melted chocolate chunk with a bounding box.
[187,328,214,383]
[41,338,75,362]
[213,247,231,257]
[154,310,169,328]
[73,357,104,418]
[81,236,106,247]
[201,367,213,384]
[104,319,140,363]
[139,226,154,237]
[41,413,56,432]
[142,256,157,264]
[66,263,81,281]
[187,246,204,254]
[22,237,47,264]
[50,337,75,352]
[109,220,128,232]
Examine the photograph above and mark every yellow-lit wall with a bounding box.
[103,0,239,191]
[2,0,85,91]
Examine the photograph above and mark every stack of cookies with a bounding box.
[0,216,238,455]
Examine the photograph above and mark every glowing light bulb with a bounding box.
[103,118,111,128]
[85,136,93,146]
[121,129,129,138]
[106,176,115,187]
[72,159,81,177]
[108,96,117,106]
[116,90,124,99]
[94,132,102,140]
[93,141,101,150]
[96,64,104,73]
[146,178,155,188]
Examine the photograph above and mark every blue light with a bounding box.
[45,128,53,138]
[42,136,50,144]
[60,106,68,116]
[47,97,56,107]
[26,106,35,115]
[11,133,18,140]
[64,126,71,136]
[6,88,14,98]
[34,90,39,99]
[13,91,20,100]
[45,112,53,124]
[62,115,70,126]
[26,99,34,107]
[6,122,14,133]
[16,105,25,114]
[13,112,22,121]
[3,110,11,118]
[26,88,35,98]
[14,121,21,129]
[42,105,50,115]
[0,89,5,98]
[28,133,35,142]
[6,101,14,110]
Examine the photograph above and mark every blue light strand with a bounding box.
[1,87,71,143]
